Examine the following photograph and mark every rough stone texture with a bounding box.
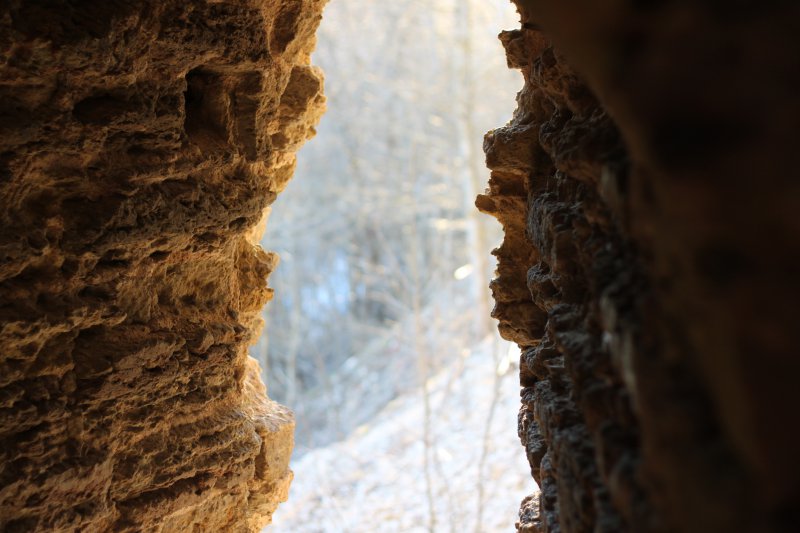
[0,0,325,531]
[481,1,800,532]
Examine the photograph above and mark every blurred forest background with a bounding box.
[253,0,534,530]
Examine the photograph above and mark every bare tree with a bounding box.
[252,0,520,459]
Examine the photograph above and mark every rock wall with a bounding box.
[0,0,325,531]
[481,1,800,532]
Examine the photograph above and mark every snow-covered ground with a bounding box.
[265,337,537,533]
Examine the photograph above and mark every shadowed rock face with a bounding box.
[482,1,800,532]
[0,0,325,530]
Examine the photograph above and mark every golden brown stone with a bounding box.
[0,0,326,530]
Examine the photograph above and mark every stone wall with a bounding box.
[4,0,800,531]
[0,0,325,530]
[481,1,800,531]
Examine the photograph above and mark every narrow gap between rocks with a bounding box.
[252,1,538,531]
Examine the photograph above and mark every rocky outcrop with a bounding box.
[482,1,800,531]
[0,0,325,530]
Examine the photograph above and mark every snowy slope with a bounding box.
[265,337,538,532]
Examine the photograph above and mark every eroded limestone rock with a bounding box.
[484,1,800,531]
[0,1,326,530]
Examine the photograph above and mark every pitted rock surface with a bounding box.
[0,1,325,531]
[483,1,800,531]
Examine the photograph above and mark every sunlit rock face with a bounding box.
[0,0,325,530]
[482,1,800,531]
